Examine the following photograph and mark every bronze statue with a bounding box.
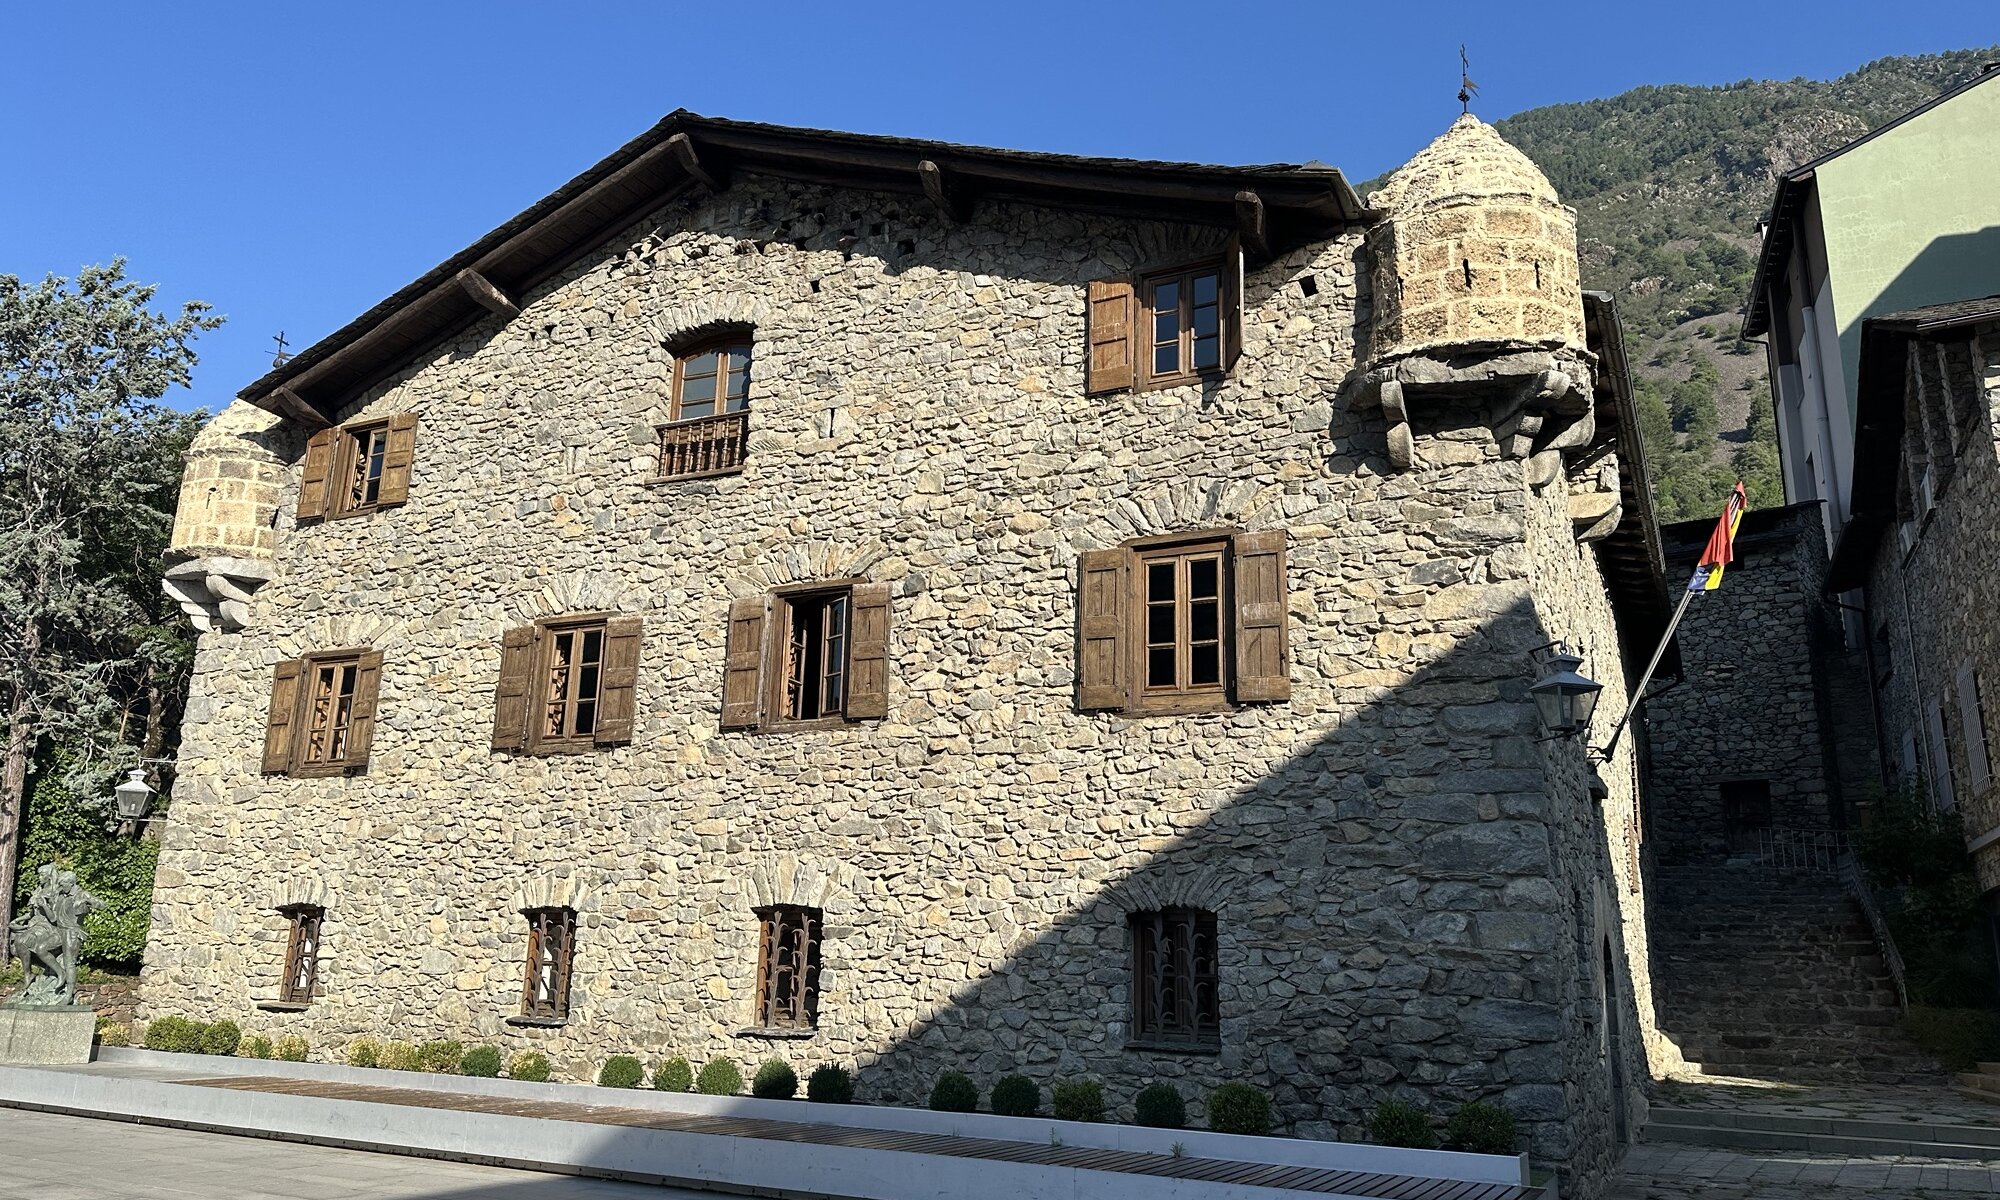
[7,865,100,1007]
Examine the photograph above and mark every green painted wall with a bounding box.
[1817,73,2000,426]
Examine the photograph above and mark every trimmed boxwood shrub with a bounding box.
[1368,1099,1436,1149]
[461,1045,503,1078]
[806,1064,854,1104]
[274,1035,309,1063]
[239,1034,274,1060]
[379,1041,421,1071]
[508,1050,552,1082]
[96,1022,131,1048]
[696,1057,743,1095]
[1133,1082,1186,1129]
[1445,1102,1518,1155]
[929,1070,978,1112]
[599,1055,646,1088]
[418,1040,464,1074]
[752,1058,798,1100]
[346,1039,381,1068]
[143,1016,202,1053]
[1051,1080,1105,1123]
[653,1056,693,1092]
[1207,1083,1271,1136]
[989,1074,1040,1118]
[199,1019,242,1056]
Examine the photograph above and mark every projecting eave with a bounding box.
[238,111,1371,427]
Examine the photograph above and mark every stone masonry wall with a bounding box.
[1646,503,1846,862]
[141,172,1653,1194]
[1868,320,2000,892]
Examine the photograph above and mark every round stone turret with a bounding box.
[1365,114,1586,364]
[167,401,287,564]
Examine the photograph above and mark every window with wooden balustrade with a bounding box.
[656,337,753,480]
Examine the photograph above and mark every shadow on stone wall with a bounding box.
[812,595,1646,1180]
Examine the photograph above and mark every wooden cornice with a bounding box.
[918,159,969,224]
[454,268,519,318]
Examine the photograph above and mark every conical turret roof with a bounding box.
[1368,114,1561,212]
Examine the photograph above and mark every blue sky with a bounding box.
[4,1,1990,412]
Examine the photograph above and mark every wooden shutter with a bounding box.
[261,659,305,774]
[1077,549,1128,711]
[721,597,768,730]
[296,428,337,524]
[1221,238,1245,372]
[595,616,642,746]
[1232,530,1291,703]
[344,650,385,770]
[845,584,892,720]
[1959,661,1991,794]
[1926,702,1956,810]
[1085,278,1135,395]
[376,414,419,507]
[491,626,537,752]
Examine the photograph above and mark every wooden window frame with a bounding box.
[277,904,324,1008]
[766,586,853,730]
[532,614,611,755]
[1131,536,1232,715]
[1128,907,1220,1050]
[655,334,754,481]
[753,904,823,1032]
[518,906,577,1024]
[291,651,366,778]
[329,420,394,519]
[1136,258,1229,392]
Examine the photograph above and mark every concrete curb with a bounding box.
[96,1047,1528,1185]
[0,1062,1513,1200]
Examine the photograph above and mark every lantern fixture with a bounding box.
[1529,645,1603,738]
[112,767,154,824]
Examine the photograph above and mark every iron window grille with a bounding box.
[754,905,823,1030]
[520,906,577,1021]
[1130,907,1219,1046]
[278,905,324,1006]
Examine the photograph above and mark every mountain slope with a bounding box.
[1492,47,2000,521]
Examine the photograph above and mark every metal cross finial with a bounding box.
[271,331,292,368]
[1458,45,1479,114]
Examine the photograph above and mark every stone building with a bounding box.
[1644,502,1869,861]
[1829,297,2000,897]
[142,111,1676,1196]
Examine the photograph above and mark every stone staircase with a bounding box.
[1958,1062,2000,1105]
[1650,863,1943,1085]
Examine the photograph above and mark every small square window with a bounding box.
[754,905,823,1031]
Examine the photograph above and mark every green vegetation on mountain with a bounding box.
[1494,47,2000,521]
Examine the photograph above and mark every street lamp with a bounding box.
[1529,646,1603,738]
[112,767,154,832]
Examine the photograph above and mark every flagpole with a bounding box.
[1598,585,1697,759]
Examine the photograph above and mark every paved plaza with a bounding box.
[0,1108,701,1200]
[1611,1141,1999,1199]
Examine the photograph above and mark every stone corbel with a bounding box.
[162,557,274,634]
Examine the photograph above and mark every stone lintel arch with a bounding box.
[1107,865,1227,917]
[504,573,641,625]
[265,874,333,914]
[727,540,890,600]
[648,294,773,356]
[747,854,860,917]
[275,614,409,659]
[1070,479,1280,553]
[508,870,599,916]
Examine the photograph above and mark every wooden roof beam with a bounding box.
[1234,190,1269,261]
[269,386,331,429]
[667,132,727,192]
[454,268,520,318]
[918,159,969,224]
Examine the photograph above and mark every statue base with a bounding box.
[0,1004,95,1064]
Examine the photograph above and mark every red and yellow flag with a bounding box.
[1688,482,1749,592]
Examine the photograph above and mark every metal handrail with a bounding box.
[1840,852,1910,1013]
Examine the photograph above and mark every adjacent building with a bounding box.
[145,111,1678,1196]
[1743,63,2000,547]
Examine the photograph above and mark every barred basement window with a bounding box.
[754,905,822,1030]
[278,905,324,1007]
[520,907,577,1022]
[1129,907,1218,1048]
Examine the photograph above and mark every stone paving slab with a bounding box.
[1654,1073,2000,1128]
[1611,1142,1999,1199]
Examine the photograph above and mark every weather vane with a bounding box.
[271,331,292,369]
[1458,45,1479,114]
